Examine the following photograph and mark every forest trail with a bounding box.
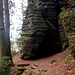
[11,48,75,75]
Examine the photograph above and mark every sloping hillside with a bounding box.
[11,48,75,75]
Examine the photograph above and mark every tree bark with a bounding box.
[3,0,11,57]
[0,0,6,59]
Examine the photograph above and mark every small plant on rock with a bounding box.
[64,55,72,64]
[26,71,33,75]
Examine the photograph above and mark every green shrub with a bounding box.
[0,56,12,75]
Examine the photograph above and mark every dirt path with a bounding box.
[12,48,75,75]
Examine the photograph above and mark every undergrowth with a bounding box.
[0,56,13,75]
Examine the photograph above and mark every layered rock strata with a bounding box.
[20,0,68,59]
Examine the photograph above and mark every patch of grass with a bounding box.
[42,69,47,72]
[16,70,22,75]
[26,71,33,75]
[16,68,25,75]
[64,55,72,64]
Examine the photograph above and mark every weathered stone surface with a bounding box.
[20,0,49,59]
[60,0,75,48]
[19,0,68,59]
[37,0,68,50]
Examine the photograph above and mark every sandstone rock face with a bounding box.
[20,0,68,59]
[60,0,75,49]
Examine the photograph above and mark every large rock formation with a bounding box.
[19,0,68,59]
[60,0,75,51]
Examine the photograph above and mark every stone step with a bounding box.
[17,63,30,67]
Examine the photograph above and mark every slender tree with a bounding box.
[0,0,6,59]
[3,0,11,57]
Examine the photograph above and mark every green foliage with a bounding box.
[16,69,22,75]
[60,8,72,19]
[70,44,75,59]
[60,8,75,36]
[0,56,13,75]
[26,71,33,75]
[64,55,72,64]
[16,68,25,75]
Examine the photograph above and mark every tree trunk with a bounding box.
[0,0,6,60]
[3,0,11,57]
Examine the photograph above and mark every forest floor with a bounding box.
[11,48,75,75]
